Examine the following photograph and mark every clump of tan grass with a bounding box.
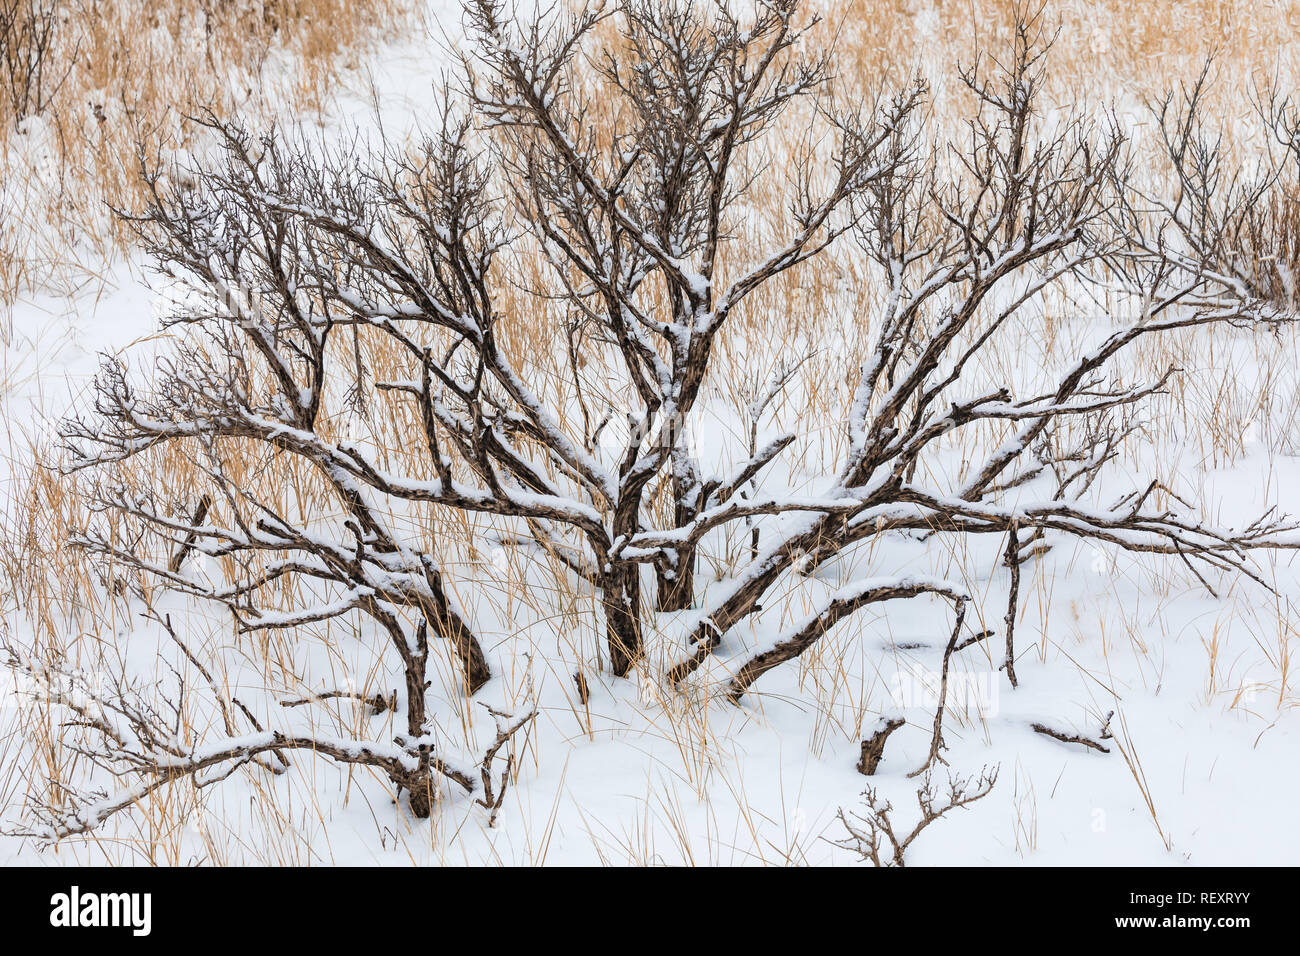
[1,0,417,308]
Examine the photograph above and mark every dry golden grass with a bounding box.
[0,0,416,306]
[834,0,1300,102]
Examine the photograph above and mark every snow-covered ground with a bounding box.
[1,1,1297,866]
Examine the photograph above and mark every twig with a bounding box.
[910,601,992,777]
[1030,717,1112,753]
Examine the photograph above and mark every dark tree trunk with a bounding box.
[397,619,436,818]
[656,484,698,611]
[445,609,492,694]
[403,766,435,818]
[655,546,697,611]
[423,569,491,694]
[604,564,644,676]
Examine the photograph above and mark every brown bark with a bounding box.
[857,717,905,775]
[656,482,700,611]
[655,547,697,611]
[1002,523,1021,689]
[424,571,491,694]
[403,766,435,818]
[604,564,644,676]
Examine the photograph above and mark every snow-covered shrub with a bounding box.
[8,0,1298,843]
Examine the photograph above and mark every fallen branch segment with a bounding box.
[1030,714,1113,754]
[858,716,906,776]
